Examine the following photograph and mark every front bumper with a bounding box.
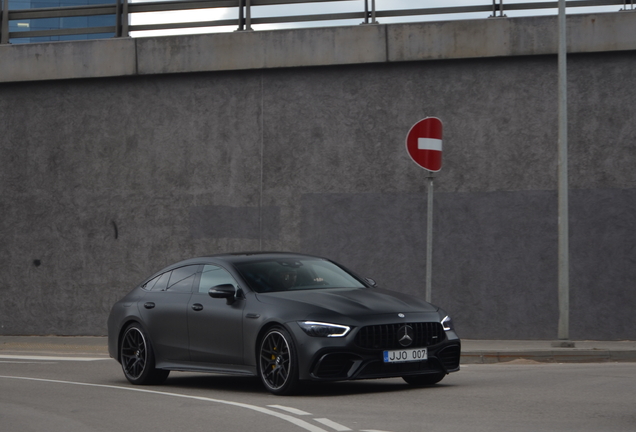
[309,340,460,381]
[288,320,461,382]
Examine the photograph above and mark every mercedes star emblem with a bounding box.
[397,325,414,347]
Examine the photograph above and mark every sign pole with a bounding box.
[554,0,573,347]
[405,117,443,301]
[425,170,434,303]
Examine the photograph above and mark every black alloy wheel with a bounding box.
[120,323,169,385]
[258,327,299,395]
[402,372,446,386]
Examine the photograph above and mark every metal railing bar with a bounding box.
[363,0,368,23]
[257,10,365,22]
[249,0,354,5]
[375,5,493,18]
[373,0,623,19]
[129,18,237,31]
[122,0,129,37]
[10,25,115,38]
[246,0,251,29]
[5,0,627,22]
[238,0,245,30]
[247,10,364,24]
[1,0,9,44]
[370,0,376,23]
[10,5,117,20]
[116,0,121,37]
[493,0,624,11]
[128,0,237,13]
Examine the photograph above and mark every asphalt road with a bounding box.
[1,355,635,432]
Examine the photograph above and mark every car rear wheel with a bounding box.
[402,372,446,386]
[120,323,169,385]
[258,326,299,395]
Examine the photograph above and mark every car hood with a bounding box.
[255,287,438,320]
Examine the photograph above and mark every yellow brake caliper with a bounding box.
[271,346,277,369]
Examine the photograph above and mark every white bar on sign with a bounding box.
[418,137,442,151]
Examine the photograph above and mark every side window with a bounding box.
[167,265,199,293]
[152,272,171,291]
[143,272,170,291]
[198,265,238,294]
[142,275,160,291]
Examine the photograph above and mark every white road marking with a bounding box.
[268,405,312,416]
[0,355,109,362]
[314,418,352,431]
[360,430,395,432]
[0,376,329,432]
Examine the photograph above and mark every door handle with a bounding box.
[191,303,203,311]
[144,302,155,309]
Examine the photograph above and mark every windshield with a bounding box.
[234,258,366,293]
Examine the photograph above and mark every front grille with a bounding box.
[355,322,446,350]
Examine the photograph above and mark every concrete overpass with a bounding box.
[1,12,635,339]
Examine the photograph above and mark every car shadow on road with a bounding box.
[161,373,266,394]
[151,373,455,397]
[295,380,456,397]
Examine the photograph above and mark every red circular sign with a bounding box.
[405,117,443,172]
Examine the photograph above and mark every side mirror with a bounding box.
[364,278,377,287]
[209,284,236,305]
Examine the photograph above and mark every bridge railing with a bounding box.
[1,0,634,44]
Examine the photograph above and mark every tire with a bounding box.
[120,323,169,385]
[258,326,299,395]
[403,372,446,386]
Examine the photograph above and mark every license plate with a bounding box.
[383,348,428,363]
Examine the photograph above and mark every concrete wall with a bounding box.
[1,13,635,339]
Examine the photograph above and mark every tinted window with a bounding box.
[142,272,170,291]
[235,258,365,293]
[152,272,171,291]
[198,265,238,293]
[142,274,160,291]
[167,266,199,292]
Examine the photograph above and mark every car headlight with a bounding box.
[441,315,454,331]
[297,321,351,337]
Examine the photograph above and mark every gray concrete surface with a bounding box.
[3,355,635,432]
[1,12,635,83]
[1,336,635,364]
[461,339,636,364]
[1,13,635,340]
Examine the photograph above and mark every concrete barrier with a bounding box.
[1,12,635,83]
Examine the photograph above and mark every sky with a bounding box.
[128,0,626,38]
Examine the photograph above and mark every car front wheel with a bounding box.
[120,323,169,385]
[258,326,299,395]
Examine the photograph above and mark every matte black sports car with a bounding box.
[107,252,460,395]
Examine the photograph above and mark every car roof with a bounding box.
[169,251,328,268]
[138,252,365,290]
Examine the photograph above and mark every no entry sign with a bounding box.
[405,117,443,172]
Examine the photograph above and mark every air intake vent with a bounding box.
[438,345,461,370]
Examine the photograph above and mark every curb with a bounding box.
[461,350,636,364]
